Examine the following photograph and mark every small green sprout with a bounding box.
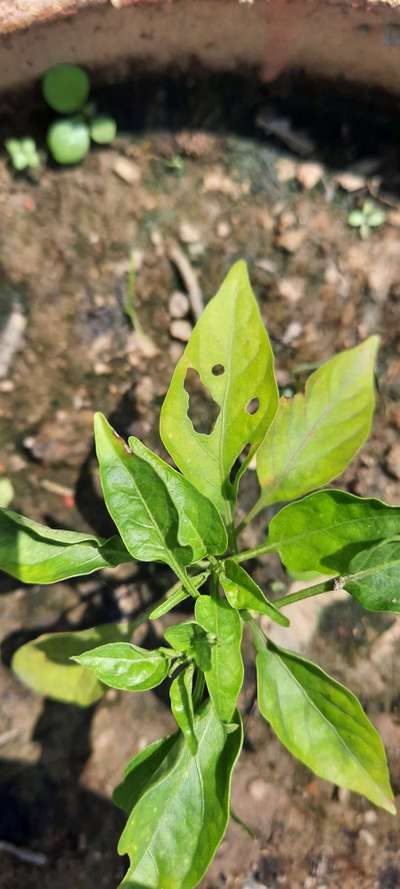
[42,63,117,166]
[348,199,386,239]
[42,64,90,114]
[90,115,117,145]
[5,138,40,172]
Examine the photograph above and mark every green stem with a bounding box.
[230,541,279,563]
[273,578,334,609]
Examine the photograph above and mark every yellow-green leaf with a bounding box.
[256,337,379,509]
[160,261,278,520]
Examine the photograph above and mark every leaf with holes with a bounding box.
[73,642,171,691]
[128,435,227,557]
[343,538,400,612]
[117,700,243,889]
[12,622,132,707]
[195,594,244,722]
[170,662,197,753]
[255,337,378,510]
[268,489,400,577]
[160,260,278,519]
[221,559,289,627]
[256,639,395,813]
[0,507,132,584]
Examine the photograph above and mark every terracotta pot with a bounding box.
[0,0,400,93]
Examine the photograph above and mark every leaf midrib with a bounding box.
[269,650,388,803]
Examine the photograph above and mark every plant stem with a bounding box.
[230,541,279,563]
[273,578,334,609]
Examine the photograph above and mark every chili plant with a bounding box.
[1,261,398,889]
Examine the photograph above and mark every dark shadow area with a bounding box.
[1,70,400,191]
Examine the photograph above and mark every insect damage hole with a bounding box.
[246,397,260,415]
[184,367,220,435]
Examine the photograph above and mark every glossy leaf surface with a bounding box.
[95,413,198,577]
[221,559,289,626]
[170,663,197,753]
[74,642,170,691]
[256,337,378,507]
[256,640,395,813]
[0,507,131,584]
[129,436,227,558]
[160,260,278,517]
[269,489,400,576]
[195,595,243,722]
[118,701,243,889]
[344,539,400,612]
[113,734,177,814]
[12,623,131,707]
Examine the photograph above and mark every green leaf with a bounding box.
[113,733,177,814]
[221,559,289,627]
[90,114,117,145]
[118,700,243,889]
[47,117,90,165]
[195,594,243,722]
[12,622,131,707]
[348,210,364,228]
[256,639,395,813]
[268,489,400,577]
[256,337,379,508]
[94,414,212,593]
[170,663,197,753]
[128,436,227,558]
[42,64,90,113]
[0,507,131,583]
[344,539,400,612]
[164,621,212,671]
[160,260,278,519]
[73,642,170,691]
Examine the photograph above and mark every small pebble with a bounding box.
[386,443,400,480]
[296,162,323,190]
[248,776,269,801]
[179,221,201,244]
[169,291,189,319]
[113,156,140,184]
[216,220,231,238]
[282,320,302,344]
[170,320,192,342]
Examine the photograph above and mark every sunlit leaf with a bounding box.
[221,559,289,627]
[268,489,400,576]
[256,337,379,508]
[113,733,177,814]
[118,701,243,889]
[195,594,243,722]
[170,663,197,753]
[129,436,227,558]
[344,539,400,612]
[256,639,395,813]
[12,622,131,707]
[164,621,212,671]
[73,642,170,691]
[0,507,131,584]
[160,260,278,519]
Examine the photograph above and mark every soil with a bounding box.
[0,74,400,889]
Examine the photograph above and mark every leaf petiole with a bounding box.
[273,578,334,609]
